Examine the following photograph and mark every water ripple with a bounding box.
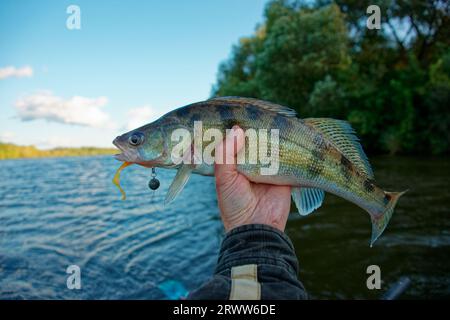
[0,155,449,299]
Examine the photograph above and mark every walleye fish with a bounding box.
[112,96,407,246]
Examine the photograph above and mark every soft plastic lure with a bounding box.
[112,161,132,200]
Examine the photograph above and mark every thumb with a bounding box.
[214,125,245,187]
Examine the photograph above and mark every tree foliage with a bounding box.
[213,0,450,154]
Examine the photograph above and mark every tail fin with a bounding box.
[370,190,408,247]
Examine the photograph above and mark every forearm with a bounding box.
[188,224,307,300]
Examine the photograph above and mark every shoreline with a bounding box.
[0,142,117,160]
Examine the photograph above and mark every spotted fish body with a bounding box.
[113,97,407,246]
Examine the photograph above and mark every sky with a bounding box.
[0,0,267,148]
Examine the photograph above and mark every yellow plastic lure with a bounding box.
[112,161,132,200]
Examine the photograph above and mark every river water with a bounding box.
[0,156,448,299]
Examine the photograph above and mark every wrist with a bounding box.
[224,221,286,233]
[222,212,288,233]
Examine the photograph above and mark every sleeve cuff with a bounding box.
[215,224,299,276]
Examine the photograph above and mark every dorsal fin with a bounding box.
[304,118,374,179]
[208,96,297,118]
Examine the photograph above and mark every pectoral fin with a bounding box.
[165,164,193,205]
[291,187,325,216]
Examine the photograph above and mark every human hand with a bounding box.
[214,126,292,232]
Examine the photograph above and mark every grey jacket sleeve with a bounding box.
[187,224,308,300]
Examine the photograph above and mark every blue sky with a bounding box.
[0,0,267,148]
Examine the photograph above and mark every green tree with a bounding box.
[213,0,450,155]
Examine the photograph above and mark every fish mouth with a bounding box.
[113,137,135,163]
[112,136,164,167]
[114,153,128,161]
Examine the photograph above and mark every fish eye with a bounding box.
[128,132,144,146]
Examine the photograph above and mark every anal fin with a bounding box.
[291,187,325,216]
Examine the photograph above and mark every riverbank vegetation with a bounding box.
[213,0,449,155]
[0,142,117,160]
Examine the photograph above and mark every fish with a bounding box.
[112,96,407,246]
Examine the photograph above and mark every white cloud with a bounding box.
[34,136,79,149]
[126,106,163,130]
[0,131,16,143]
[0,66,33,79]
[15,91,116,129]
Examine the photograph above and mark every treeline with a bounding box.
[0,142,117,160]
[213,0,450,155]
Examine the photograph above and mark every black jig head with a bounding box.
[148,167,160,190]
